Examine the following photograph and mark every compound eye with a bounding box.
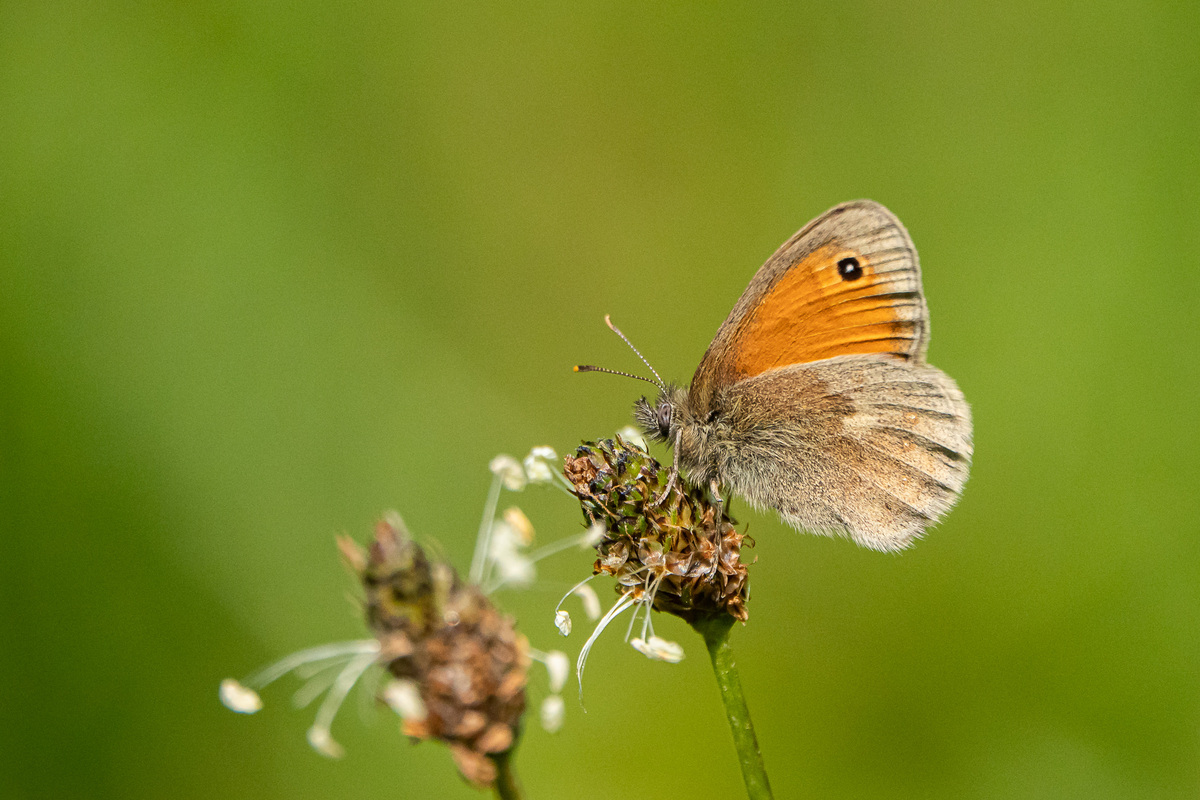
[656,403,672,436]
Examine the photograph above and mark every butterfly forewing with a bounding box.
[688,201,929,416]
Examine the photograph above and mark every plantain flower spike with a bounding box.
[561,434,753,690]
[342,514,529,788]
[220,446,580,790]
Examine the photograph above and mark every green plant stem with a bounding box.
[491,750,523,800]
[692,615,774,800]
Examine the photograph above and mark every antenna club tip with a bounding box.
[572,365,582,372]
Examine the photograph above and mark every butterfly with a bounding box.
[580,201,973,552]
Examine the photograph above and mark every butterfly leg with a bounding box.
[652,429,683,506]
[710,478,724,522]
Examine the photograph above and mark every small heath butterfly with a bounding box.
[580,200,973,552]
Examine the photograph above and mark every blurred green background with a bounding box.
[2,2,1198,798]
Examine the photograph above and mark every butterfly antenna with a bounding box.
[602,315,666,390]
[573,364,661,389]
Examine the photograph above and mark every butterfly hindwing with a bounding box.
[711,355,972,551]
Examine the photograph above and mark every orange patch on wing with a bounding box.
[730,244,921,378]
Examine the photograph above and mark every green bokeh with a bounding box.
[2,2,1197,798]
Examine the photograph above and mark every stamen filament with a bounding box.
[243,640,380,690]
[356,659,385,723]
[550,471,578,496]
[292,660,349,709]
[307,650,380,758]
[527,531,598,564]
[554,573,601,616]
[576,591,638,701]
[623,598,644,642]
[640,573,667,642]
[469,472,504,584]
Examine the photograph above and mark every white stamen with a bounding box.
[554,610,572,636]
[382,679,427,721]
[616,425,648,451]
[241,640,380,692]
[483,523,536,592]
[356,658,384,722]
[496,555,535,587]
[489,454,527,491]
[540,695,565,733]
[471,470,506,584]
[306,650,378,758]
[523,447,557,484]
[639,574,668,642]
[502,507,535,545]
[580,521,606,548]
[482,516,541,593]
[306,725,345,759]
[543,651,569,693]
[551,471,579,496]
[574,584,602,620]
[291,661,348,709]
[488,520,519,557]
[525,521,607,565]
[623,592,647,643]
[553,573,601,621]
[523,461,552,483]
[219,679,262,714]
[630,635,685,663]
[528,647,571,695]
[576,592,638,699]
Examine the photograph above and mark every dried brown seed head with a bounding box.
[360,515,529,789]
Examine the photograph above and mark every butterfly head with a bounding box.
[633,384,689,444]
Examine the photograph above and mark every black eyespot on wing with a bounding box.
[837,256,863,281]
